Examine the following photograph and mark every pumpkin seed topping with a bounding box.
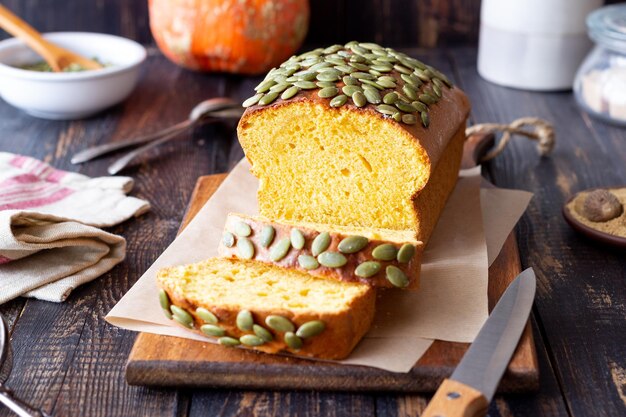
[355,261,382,278]
[298,255,320,270]
[171,305,193,328]
[397,243,416,263]
[337,236,369,253]
[158,289,170,311]
[253,324,274,342]
[259,225,276,248]
[372,243,398,261]
[233,221,251,237]
[312,232,331,256]
[201,324,225,337]
[296,321,326,338]
[196,307,218,324]
[285,332,303,350]
[240,334,265,346]
[290,229,306,250]
[236,310,254,331]
[318,251,348,268]
[222,231,235,248]
[244,41,455,127]
[162,308,173,320]
[236,237,255,260]
[386,265,410,288]
[218,336,241,347]
[269,238,291,261]
[266,315,295,332]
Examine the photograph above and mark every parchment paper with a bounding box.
[106,160,532,373]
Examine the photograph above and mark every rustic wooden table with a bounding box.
[0,47,624,417]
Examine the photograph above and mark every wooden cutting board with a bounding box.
[125,135,539,393]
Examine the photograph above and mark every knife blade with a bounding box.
[422,268,536,417]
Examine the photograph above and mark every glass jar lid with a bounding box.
[588,4,626,52]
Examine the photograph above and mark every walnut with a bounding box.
[581,189,623,222]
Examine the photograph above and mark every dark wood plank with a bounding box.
[451,46,626,417]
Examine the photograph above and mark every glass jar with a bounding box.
[574,4,626,125]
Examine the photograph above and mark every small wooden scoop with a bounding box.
[0,3,102,72]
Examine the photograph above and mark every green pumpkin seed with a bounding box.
[318,87,339,98]
[323,44,342,54]
[254,79,276,93]
[376,104,397,115]
[318,251,347,268]
[342,85,363,96]
[343,75,358,85]
[317,72,340,82]
[414,69,431,82]
[253,324,274,342]
[316,81,336,88]
[296,70,317,81]
[372,243,398,261]
[233,221,251,237]
[355,261,382,278]
[162,308,172,319]
[360,79,384,90]
[266,315,295,332]
[350,44,368,55]
[296,320,326,338]
[334,64,354,74]
[242,93,263,108]
[402,114,418,125]
[371,64,392,72]
[412,101,428,112]
[419,94,437,104]
[397,243,416,263]
[240,334,265,346]
[281,86,300,100]
[360,42,383,50]
[386,265,409,288]
[349,54,366,63]
[432,78,444,89]
[171,305,193,328]
[377,76,397,88]
[222,231,235,248]
[218,336,241,347]
[196,307,218,324]
[338,235,369,253]
[402,84,417,100]
[330,94,347,107]
[290,229,305,250]
[236,310,254,331]
[259,225,275,248]
[284,332,303,350]
[286,76,299,83]
[395,101,417,113]
[258,92,278,105]
[294,81,317,89]
[327,57,346,66]
[298,255,320,270]
[269,82,290,93]
[383,92,398,104]
[364,88,381,104]
[351,72,375,80]
[237,237,255,259]
[201,324,225,337]
[421,111,430,127]
[348,89,365,107]
[348,62,369,71]
[432,84,442,98]
[309,61,333,71]
[269,238,291,261]
[158,289,170,310]
[392,111,402,122]
[312,232,331,256]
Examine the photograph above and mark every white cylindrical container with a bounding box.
[478,0,602,91]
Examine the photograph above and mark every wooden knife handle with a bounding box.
[421,379,489,417]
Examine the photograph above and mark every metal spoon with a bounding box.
[72,97,243,166]
[0,314,50,417]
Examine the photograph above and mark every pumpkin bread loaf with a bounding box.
[237,42,470,243]
[218,213,423,289]
[157,257,375,360]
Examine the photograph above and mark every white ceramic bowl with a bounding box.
[0,32,146,120]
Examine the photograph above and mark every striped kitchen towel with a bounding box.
[0,152,150,304]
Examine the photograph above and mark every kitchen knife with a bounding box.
[422,268,536,417]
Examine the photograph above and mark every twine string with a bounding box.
[465,117,556,163]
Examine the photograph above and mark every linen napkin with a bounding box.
[0,153,150,304]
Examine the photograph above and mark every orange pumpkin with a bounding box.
[149,0,310,74]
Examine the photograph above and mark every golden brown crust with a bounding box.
[157,266,376,360]
[218,213,422,289]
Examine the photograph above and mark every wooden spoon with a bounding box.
[0,3,102,72]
